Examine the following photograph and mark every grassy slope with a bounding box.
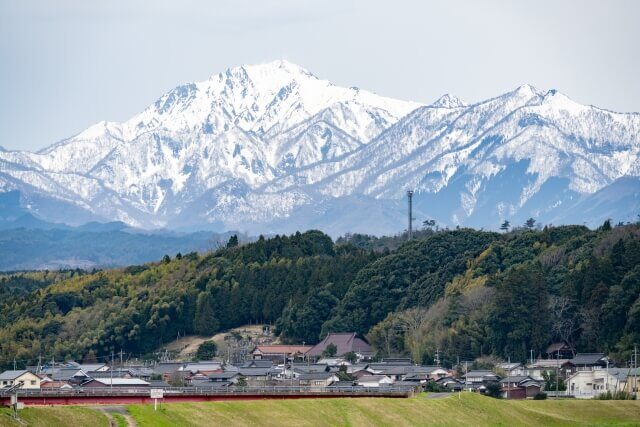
[0,394,638,426]
[0,406,109,427]
[126,394,640,427]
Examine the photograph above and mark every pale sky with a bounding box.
[1,0,639,152]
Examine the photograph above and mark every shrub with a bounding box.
[424,380,446,392]
[533,392,547,400]
[596,390,636,400]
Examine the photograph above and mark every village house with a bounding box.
[241,360,274,369]
[151,362,185,382]
[356,375,394,388]
[499,375,542,399]
[180,360,223,376]
[569,353,609,371]
[0,370,41,389]
[207,371,239,385]
[545,341,574,359]
[70,362,109,373]
[567,367,639,398]
[436,376,464,391]
[42,367,90,384]
[495,362,525,377]
[82,378,150,388]
[39,379,73,390]
[298,372,339,388]
[251,345,312,363]
[306,333,373,360]
[237,366,275,385]
[461,370,501,390]
[524,359,573,381]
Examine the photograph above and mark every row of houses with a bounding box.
[2,335,637,400]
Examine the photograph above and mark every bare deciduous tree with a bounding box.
[548,296,579,355]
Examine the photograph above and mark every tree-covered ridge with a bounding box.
[0,224,639,369]
[366,223,640,365]
[322,229,500,336]
[0,231,376,367]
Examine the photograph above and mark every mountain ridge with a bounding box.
[0,60,638,235]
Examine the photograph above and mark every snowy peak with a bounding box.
[126,60,419,140]
[0,62,638,235]
[430,94,467,109]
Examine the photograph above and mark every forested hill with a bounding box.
[1,223,639,369]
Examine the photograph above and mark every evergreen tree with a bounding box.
[195,340,217,360]
[322,343,338,358]
[226,234,239,248]
[500,220,511,232]
[194,292,219,335]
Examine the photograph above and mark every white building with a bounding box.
[567,368,639,398]
[356,375,394,388]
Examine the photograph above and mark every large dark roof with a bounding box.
[306,333,372,357]
[152,363,184,374]
[298,372,336,381]
[570,353,607,365]
[238,367,273,376]
[208,371,239,380]
[499,376,536,384]
[293,365,330,374]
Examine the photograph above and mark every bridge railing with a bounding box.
[1,385,419,398]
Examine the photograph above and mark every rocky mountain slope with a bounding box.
[1,60,638,235]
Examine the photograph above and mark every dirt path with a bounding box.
[163,324,270,359]
[424,392,454,399]
[91,405,137,427]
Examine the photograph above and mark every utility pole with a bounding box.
[633,344,638,399]
[407,190,414,240]
[530,349,534,365]
[434,349,440,367]
[556,348,560,395]
[110,351,114,393]
[464,361,468,391]
[120,349,124,368]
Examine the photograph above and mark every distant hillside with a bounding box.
[0,228,232,270]
[1,223,639,370]
[0,190,239,270]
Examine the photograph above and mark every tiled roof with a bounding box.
[0,370,28,380]
[462,370,498,378]
[208,371,239,380]
[91,378,149,386]
[570,353,606,365]
[306,333,372,357]
[253,345,312,355]
[238,367,273,376]
[152,363,184,374]
[357,375,392,383]
[298,372,336,380]
[292,365,329,374]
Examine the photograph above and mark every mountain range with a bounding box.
[1,60,638,236]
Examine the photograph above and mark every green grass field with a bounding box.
[0,406,109,427]
[1,393,639,426]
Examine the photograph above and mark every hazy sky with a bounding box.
[1,0,639,152]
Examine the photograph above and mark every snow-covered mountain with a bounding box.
[1,60,638,236]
